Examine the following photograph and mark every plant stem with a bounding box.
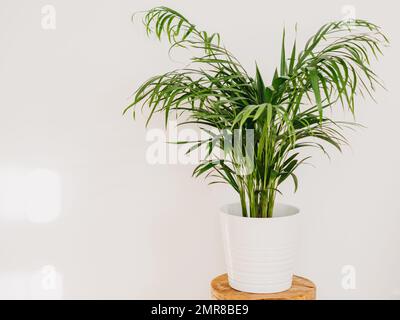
[239,187,248,218]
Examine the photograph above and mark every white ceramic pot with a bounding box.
[220,202,300,293]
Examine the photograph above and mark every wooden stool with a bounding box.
[211,274,316,300]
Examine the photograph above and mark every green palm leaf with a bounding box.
[126,7,388,218]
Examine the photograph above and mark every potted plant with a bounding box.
[125,7,388,293]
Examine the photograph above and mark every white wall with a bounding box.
[0,0,398,299]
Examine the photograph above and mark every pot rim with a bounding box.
[220,202,300,220]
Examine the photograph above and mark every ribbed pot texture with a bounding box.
[220,203,300,293]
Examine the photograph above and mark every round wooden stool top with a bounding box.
[211,274,316,300]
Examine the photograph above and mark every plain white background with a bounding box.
[0,0,398,299]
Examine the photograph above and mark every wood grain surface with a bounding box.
[211,274,316,300]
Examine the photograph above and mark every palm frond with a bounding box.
[126,7,388,218]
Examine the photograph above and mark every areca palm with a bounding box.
[125,6,388,218]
